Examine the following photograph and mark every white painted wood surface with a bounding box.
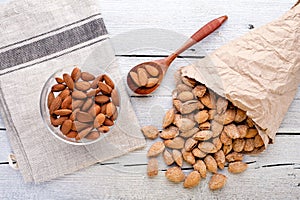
[0,0,299,199]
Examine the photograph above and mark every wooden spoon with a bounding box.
[127,15,228,95]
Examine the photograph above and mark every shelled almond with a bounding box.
[143,74,265,191]
[129,64,160,88]
[47,67,120,142]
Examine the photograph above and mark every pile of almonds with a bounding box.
[47,67,120,142]
[142,75,265,190]
[129,64,160,88]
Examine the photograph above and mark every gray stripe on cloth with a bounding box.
[0,18,108,71]
[0,38,107,76]
[0,13,102,51]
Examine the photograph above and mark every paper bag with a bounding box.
[181,4,300,147]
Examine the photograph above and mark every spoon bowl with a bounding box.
[127,61,164,95]
[127,15,228,95]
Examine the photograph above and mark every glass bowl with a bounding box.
[40,65,121,145]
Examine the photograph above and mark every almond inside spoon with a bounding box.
[127,15,228,95]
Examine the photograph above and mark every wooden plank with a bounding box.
[102,0,295,52]
[0,135,299,199]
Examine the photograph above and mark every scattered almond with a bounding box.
[228,161,248,174]
[163,150,174,166]
[209,173,227,190]
[165,167,185,183]
[184,171,201,188]
[147,158,159,177]
[147,141,165,157]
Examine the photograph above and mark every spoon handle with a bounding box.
[191,15,228,42]
[165,15,228,65]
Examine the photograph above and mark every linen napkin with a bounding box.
[0,0,145,183]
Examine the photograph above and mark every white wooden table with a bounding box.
[0,0,299,199]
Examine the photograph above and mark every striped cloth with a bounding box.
[0,0,145,182]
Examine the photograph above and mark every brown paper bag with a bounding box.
[181,4,300,147]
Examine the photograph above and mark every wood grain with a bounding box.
[0,0,299,199]
[0,135,299,199]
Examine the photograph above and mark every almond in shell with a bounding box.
[147,141,165,157]
[193,160,207,178]
[172,149,183,167]
[216,97,228,114]
[141,125,159,140]
[165,167,185,183]
[226,152,244,162]
[254,134,264,148]
[184,138,198,151]
[176,118,195,132]
[192,148,206,158]
[228,161,247,174]
[209,173,227,190]
[147,158,159,177]
[214,150,226,170]
[183,171,201,188]
[162,108,175,128]
[159,126,179,140]
[182,149,195,165]
[163,150,174,166]
[180,127,199,138]
[192,85,206,98]
[164,137,185,149]
[224,124,240,139]
[232,138,246,152]
[177,91,194,102]
[198,142,217,154]
[234,108,247,123]
[194,110,209,124]
[193,130,213,141]
[204,155,218,173]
